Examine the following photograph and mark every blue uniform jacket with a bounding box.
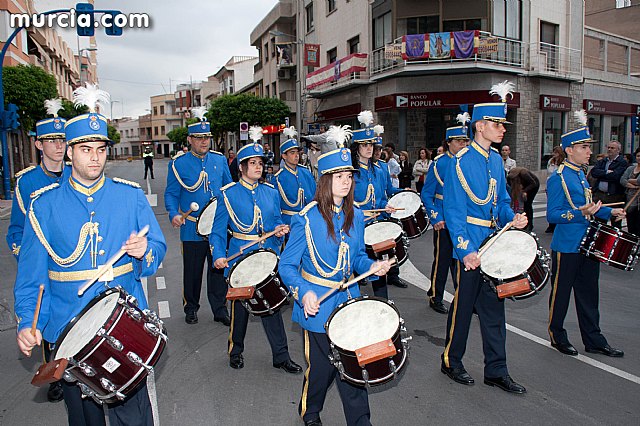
[279,202,375,333]
[274,164,317,225]
[354,161,391,211]
[14,175,166,343]
[164,150,232,241]
[421,152,453,225]
[547,161,612,253]
[443,142,514,261]
[210,179,284,276]
[7,164,71,260]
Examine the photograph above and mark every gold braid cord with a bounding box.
[223,192,261,233]
[455,161,496,205]
[304,216,350,278]
[277,178,304,208]
[354,183,375,208]
[172,162,207,192]
[15,179,26,214]
[434,162,444,186]
[559,171,591,210]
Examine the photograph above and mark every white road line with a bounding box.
[142,277,148,301]
[147,369,161,426]
[146,176,152,195]
[156,276,166,290]
[159,262,163,269]
[157,301,171,318]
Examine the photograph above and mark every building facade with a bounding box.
[150,94,181,157]
[113,117,140,158]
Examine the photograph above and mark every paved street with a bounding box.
[0,158,638,425]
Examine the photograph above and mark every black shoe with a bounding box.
[230,354,244,369]
[273,359,303,374]
[441,365,474,385]
[551,342,578,356]
[390,278,409,288]
[429,299,449,314]
[214,314,231,327]
[585,344,624,358]
[185,312,198,324]
[304,418,322,426]
[484,375,527,394]
[47,381,63,403]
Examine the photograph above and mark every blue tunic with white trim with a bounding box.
[273,164,316,225]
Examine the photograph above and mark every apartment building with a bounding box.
[112,117,140,158]
[150,94,181,157]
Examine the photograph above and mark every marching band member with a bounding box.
[164,107,232,326]
[420,113,470,315]
[274,126,317,225]
[14,85,166,425]
[211,127,302,373]
[546,110,626,357]
[441,81,528,394]
[279,125,392,426]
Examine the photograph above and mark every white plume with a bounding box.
[44,98,63,117]
[357,110,374,128]
[324,125,353,152]
[191,106,208,121]
[373,124,384,136]
[73,83,110,113]
[282,126,297,139]
[456,112,471,125]
[489,80,515,102]
[249,126,263,142]
[573,109,588,127]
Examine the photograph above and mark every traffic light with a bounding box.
[76,2,95,37]
[5,104,20,130]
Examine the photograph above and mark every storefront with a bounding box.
[584,99,639,157]
[539,95,571,169]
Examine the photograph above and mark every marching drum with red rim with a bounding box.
[579,221,640,271]
[387,190,430,239]
[363,220,409,266]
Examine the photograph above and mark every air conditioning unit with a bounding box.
[278,69,292,79]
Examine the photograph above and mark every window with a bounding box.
[264,42,269,63]
[257,46,262,64]
[610,116,626,147]
[271,82,277,98]
[265,85,270,98]
[616,0,631,8]
[348,36,360,54]
[306,3,314,32]
[153,106,157,115]
[373,12,392,49]
[327,47,337,64]
[402,16,439,35]
[540,21,559,70]
[271,37,276,57]
[327,0,336,13]
[161,125,165,135]
[493,0,521,39]
[154,127,158,136]
[588,115,603,158]
[443,19,481,32]
[540,111,564,169]
[160,105,164,115]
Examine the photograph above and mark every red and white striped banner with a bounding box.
[306,53,368,90]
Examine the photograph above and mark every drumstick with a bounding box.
[624,188,640,212]
[317,258,397,305]
[362,208,405,213]
[477,222,513,259]
[30,284,45,337]
[364,213,380,222]
[579,201,625,210]
[225,229,280,263]
[180,202,200,221]
[77,225,150,296]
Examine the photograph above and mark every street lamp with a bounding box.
[110,100,120,121]
[78,47,97,86]
[269,30,304,135]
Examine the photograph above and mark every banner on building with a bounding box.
[452,30,479,58]
[429,32,451,59]
[478,37,499,55]
[402,34,429,60]
[276,44,293,66]
[306,53,368,90]
[304,44,321,67]
[384,43,403,59]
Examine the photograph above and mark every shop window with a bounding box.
[588,115,603,159]
[610,116,626,147]
[541,111,564,169]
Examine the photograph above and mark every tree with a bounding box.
[207,94,290,139]
[3,65,58,133]
[107,124,120,144]
[167,126,188,148]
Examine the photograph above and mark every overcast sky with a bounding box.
[35,0,278,118]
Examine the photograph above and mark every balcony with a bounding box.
[529,42,582,80]
[306,53,370,97]
[279,89,296,111]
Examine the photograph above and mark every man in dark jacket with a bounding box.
[143,148,154,179]
[590,141,628,228]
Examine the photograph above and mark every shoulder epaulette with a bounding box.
[30,182,59,199]
[299,201,318,216]
[456,147,469,158]
[490,146,499,153]
[263,182,275,189]
[556,164,565,174]
[209,150,223,155]
[221,182,236,192]
[433,153,444,161]
[274,168,283,176]
[15,165,36,178]
[172,151,185,160]
[113,177,141,188]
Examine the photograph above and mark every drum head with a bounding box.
[364,221,403,246]
[196,198,218,236]
[481,230,538,280]
[55,291,120,360]
[388,191,421,219]
[327,299,399,351]
[229,250,278,288]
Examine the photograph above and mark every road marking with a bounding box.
[156,276,166,290]
[159,262,163,269]
[142,277,148,301]
[157,301,171,318]
[147,369,161,426]
[146,177,152,195]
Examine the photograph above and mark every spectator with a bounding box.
[384,146,400,188]
[546,145,565,174]
[264,165,275,185]
[435,145,444,156]
[264,143,275,167]
[227,149,235,166]
[398,150,413,189]
[413,147,432,194]
[143,148,154,179]
[229,156,239,182]
[501,145,517,174]
[590,141,628,229]
[385,142,400,161]
[507,167,540,232]
[621,148,640,236]
[624,153,634,166]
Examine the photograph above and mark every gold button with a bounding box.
[97,236,103,242]
[99,250,105,256]
[87,197,93,203]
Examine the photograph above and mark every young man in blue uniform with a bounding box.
[14,85,166,426]
[274,127,317,225]
[421,115,470,314]
[211,131,302,373]
[165,107,232,326]
[546,112,626,358]
[280,126,392,426]
[441,82,528,394]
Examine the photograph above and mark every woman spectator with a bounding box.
[413,147,432,194]
[621,148,640,236]
[545,146,565,233]
[398,150,413,189]
[507,167,540,232]
[384,146,401,188]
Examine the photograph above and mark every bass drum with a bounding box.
[196,197,218,238]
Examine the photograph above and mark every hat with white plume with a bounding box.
[318,125,355,175]
[65,84,112,145]
[471,80,515,124]
[280,126,300,155]
[36,98,66,139]
[188,106,212,136]
[561,109,595,150]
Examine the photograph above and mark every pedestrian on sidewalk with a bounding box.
[143,147,154,179]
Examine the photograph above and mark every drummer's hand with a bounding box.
[301,291,319,318]
[433,221,445,231]
[123,232,148,259]
[512,213,528,230]
[17,328,41,357]
[214,257,228,269]
[579,201,602,216]
[384,204,397,214]
[171,215,185,228]
[463,252,481,270]
[611,208,626,222]
[274,224,290,237]
[372,260,392,276]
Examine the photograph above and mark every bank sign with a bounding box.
[539,95,571,111]
[375,91,520,111]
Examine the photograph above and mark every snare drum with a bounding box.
[479,229,550,300]
[325,296,410,386]
[364,220,409,266]
[53,288,167,404]
[579,221,640,271]
[387,190,429,239]
[196,197,218,237]
[227,249,289,316]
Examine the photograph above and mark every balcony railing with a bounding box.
[529,42,582,79]
[305,53,370,95]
